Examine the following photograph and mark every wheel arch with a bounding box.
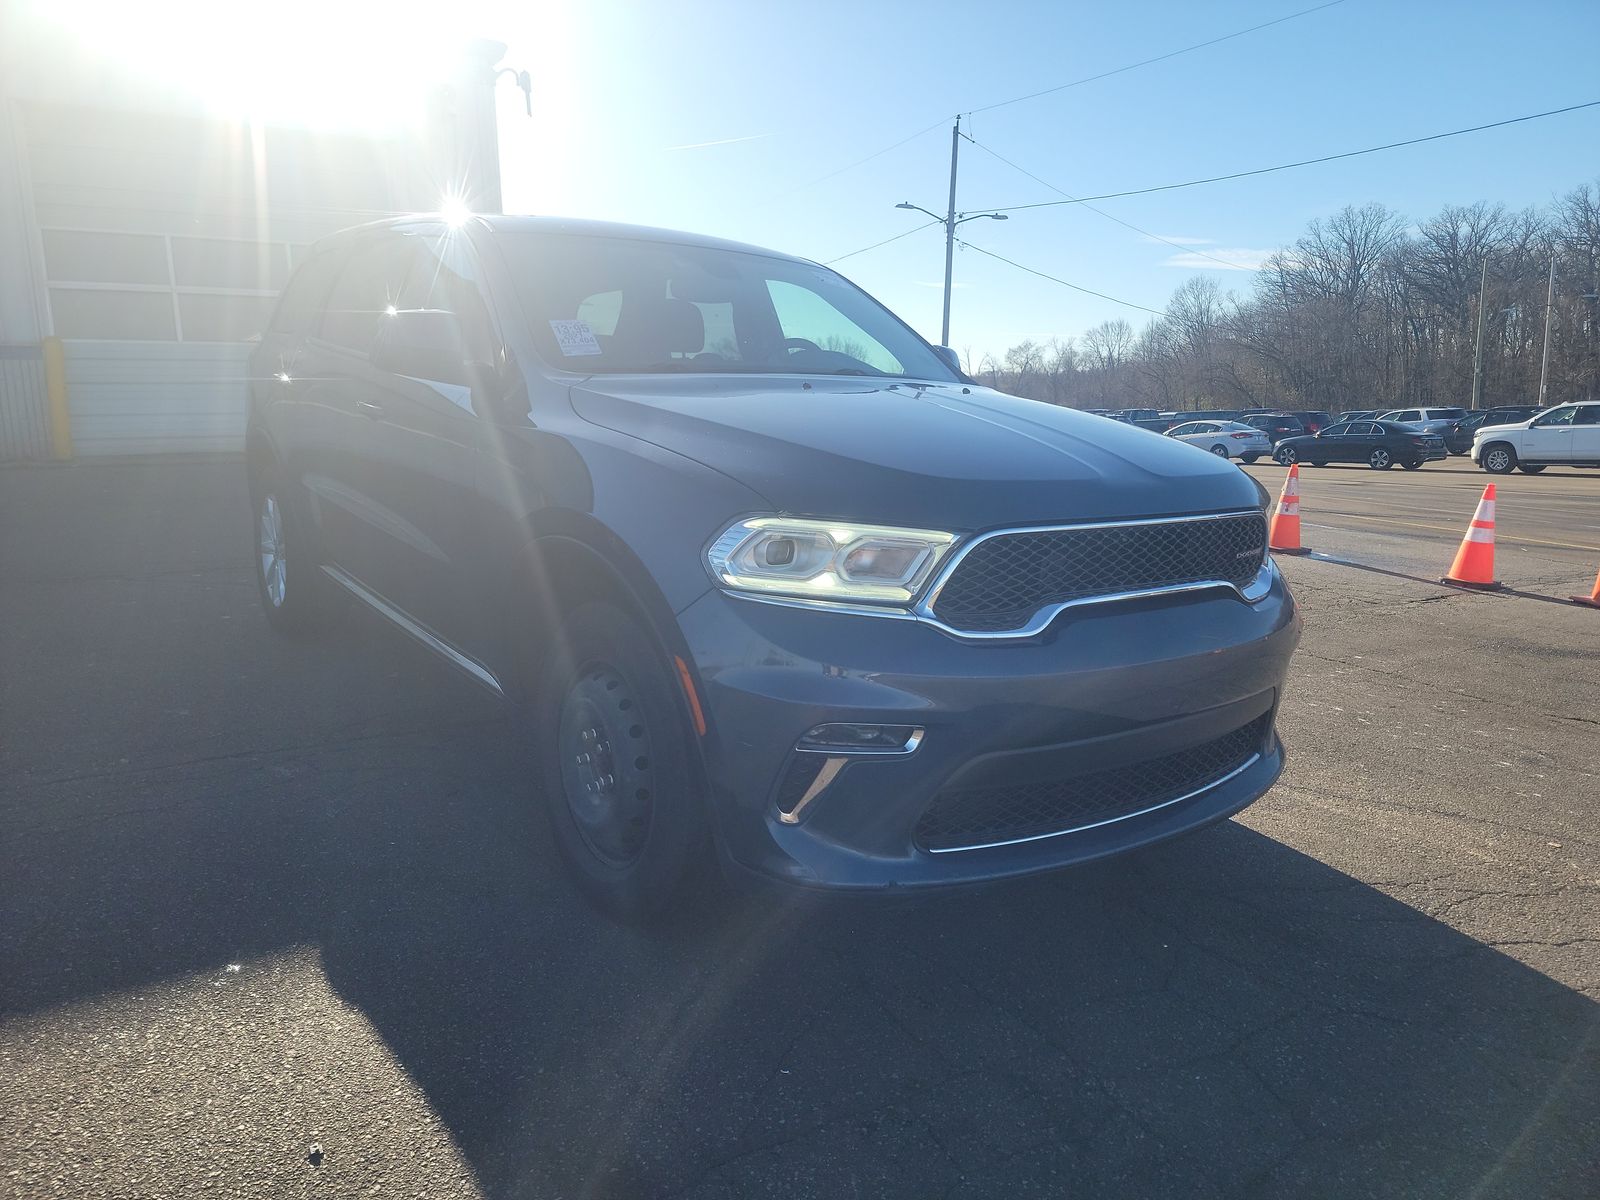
[503,509,706,711]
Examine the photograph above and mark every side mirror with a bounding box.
[933,345,962,374]
[372,309,468,386]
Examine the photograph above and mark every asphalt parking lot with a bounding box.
[2,458,1597,1199]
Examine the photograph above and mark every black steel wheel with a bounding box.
[537,601,711,920]
[557,665,656,869]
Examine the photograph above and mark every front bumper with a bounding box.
[678,563,1301,892]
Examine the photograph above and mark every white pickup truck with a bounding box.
[1472,401,1600,474]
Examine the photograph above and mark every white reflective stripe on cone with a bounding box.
[1476,500,1496,522]
[1465,526,1495,543]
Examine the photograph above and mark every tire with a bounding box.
[1209,444,1230,457]
[1481,443,1516,474]
[1274,445,1298,466]
[1518,464,1547,474]
[536,601,710,921]
[1368,447,1393,470]
[1401,460,1422,470]
[1240,455,1259,464]
[251,478,331,635]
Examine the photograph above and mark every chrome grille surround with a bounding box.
[918,511,1269,637]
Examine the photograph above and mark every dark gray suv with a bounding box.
[246,215,1300,917]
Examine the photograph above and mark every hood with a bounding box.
[569,376,1262,531]
[1475,419,1533,437]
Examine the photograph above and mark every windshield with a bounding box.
[501,232,959,381]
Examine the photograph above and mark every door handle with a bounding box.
[355,400,384,418]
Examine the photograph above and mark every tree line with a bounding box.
[967,181,1600,415]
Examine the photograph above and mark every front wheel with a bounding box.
[537,601,711,921]
[1240,455,1259,464]
[1274,445,1298,466]
[1368,448,1393,470]
[1481,443,1517,474]
[1519,464,1547,474]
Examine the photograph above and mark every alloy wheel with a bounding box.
[258,494,287,608]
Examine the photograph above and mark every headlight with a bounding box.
[707,517,958,606]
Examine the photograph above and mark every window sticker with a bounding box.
[549,318,603,357]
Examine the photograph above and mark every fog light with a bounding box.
[797,723,923,754]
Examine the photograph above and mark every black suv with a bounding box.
[1242,412,1308,443]
[246,215,1300,916]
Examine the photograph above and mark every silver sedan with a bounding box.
[1165,419,1273,463]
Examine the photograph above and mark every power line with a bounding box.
[963,136,1258,271]
[966,0,1349,117]
[786,118,950,195]
[784,4,1347,196]
[956,238,1170,317]
[982,100,1600,213]
[824,220,942,265]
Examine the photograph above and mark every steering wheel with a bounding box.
[782,337,823,354]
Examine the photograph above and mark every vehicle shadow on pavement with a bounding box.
[309,789,1600,1200]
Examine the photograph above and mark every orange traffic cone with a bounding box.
[1442,483,1503,591]
[1268,464,1311,555]
[1571,565,1600,609]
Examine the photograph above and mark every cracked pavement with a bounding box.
[2,459,1597,1198]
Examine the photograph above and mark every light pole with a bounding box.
[1470,257,1518,409]
[1471,256,1489,411]
[896,117,1008,347]
[1538,254,1556,407]
[894,203,1008,347]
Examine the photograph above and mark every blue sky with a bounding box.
[491,0,1600,362]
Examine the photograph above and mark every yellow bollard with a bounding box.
[41,335,72,460]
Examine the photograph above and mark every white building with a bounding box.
[0,4,506,459]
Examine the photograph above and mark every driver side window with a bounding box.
[766,280,906,374]
[1535,406,1577,427]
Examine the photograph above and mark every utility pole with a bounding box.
[1538,254,1556,407]
[1470,256,1488,410]
[894,118,1007,348]
[940,117,961,348]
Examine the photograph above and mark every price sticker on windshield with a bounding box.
[549,319,603,357]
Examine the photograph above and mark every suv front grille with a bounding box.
[913,714,1271,852]
[928,513,1267,633]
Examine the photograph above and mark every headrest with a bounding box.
[613,296,705,361]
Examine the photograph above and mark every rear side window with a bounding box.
[318,238,418,354]
[270,252,341,337]
[1573,406,1600,426]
